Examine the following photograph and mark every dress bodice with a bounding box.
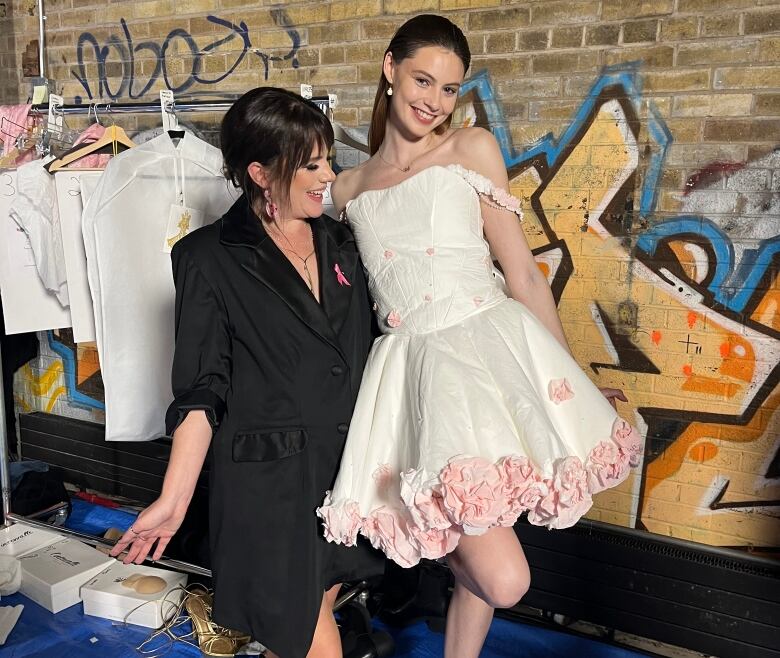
[345,165,523,335]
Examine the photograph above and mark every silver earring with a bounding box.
[386,86,393,96]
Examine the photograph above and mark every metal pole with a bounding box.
[7,513,212,577]
[37,0,46,79]
[0,350,11,525]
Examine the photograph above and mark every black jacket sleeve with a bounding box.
[164,241,232,436]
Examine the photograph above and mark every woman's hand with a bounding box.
[110,496,187,564]
[599,387,628,410]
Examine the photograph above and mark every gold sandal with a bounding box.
[184,587,251,657]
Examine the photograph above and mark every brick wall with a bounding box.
[2,0,779,554]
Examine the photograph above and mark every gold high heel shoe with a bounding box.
[184,586,252,657]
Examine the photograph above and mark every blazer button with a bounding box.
[331,365,344,376]
[337,423,349,434]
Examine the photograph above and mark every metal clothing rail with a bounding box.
[37,99,240,116]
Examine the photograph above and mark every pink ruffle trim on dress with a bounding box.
[447,164,524,218]
[317,417,642,568]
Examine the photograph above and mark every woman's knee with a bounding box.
[479,564,530,609]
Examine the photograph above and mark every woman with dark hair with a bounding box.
[112,87,383,658]
[320,14,637,658]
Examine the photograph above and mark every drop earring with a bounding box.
[386,86,393,96]
[263,189,278,221]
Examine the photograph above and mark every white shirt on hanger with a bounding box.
[55,170,103,344]
[8,159,70,306]
[81,132,239,442]
[0,168,71,334]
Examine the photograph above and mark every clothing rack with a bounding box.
[0,97,368,582]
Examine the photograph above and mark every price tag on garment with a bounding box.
[300,84,313,99]
[160,90,178,132]
[328,94,338,110]
[47,94,64,136]
[162,204,204,253]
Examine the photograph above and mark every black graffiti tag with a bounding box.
[72,13,300,103]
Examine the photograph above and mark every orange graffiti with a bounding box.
[682,364,693,377]
[651,330,662,345]
[645,389,780,497]
[688,442,718,463]
[718,334,754,383]
[687,311,697,328]
[682,375,740,398]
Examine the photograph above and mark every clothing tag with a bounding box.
[163,204,203,253]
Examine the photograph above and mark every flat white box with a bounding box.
[0,523,63,557]
[81,561,188,628]
[18,538,113,613]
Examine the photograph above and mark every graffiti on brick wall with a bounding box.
[15,330,105,423]
[71,10,301,103]
[23,60,779,549]
[456,64,779,549]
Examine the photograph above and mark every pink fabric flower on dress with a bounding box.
[425,247,435,256]
[372,464,394,494]
[518,479,549,516]
[611,419,643,466]
[548,378,574,404]
[362,508,420,568]
[386,311,402,328]
[408,525,461,561]
[440,457,504,535]
[400,470,450,531]
[384,249,394,259]
[528,457,591,530]
[498,456,540,525]
[318,495,362,546]
[586,440,631,493]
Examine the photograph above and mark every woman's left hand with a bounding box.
[599,387,628,409]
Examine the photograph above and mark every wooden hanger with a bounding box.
[46,123,135,173]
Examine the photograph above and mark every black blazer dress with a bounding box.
[165,196,384,658]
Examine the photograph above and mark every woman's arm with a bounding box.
[110,410,212,563]
[458,129,572,353]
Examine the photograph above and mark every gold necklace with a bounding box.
[378,150,414,173]
[269,222,316,293]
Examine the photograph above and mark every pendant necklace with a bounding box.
[378,150,413,173]
[269,222,316,293]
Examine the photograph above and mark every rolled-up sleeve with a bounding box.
[164,243,231,436]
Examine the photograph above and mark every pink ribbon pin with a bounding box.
[334,263,351,287]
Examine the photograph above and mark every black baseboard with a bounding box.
[515,518,779,658]
[18,411,208,504]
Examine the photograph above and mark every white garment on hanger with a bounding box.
[81,132,239,441]
[8,159,69,306]
[0,169,71,334]
[55,171,103,343]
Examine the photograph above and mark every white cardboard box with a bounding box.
[0,523,63,558]
[18,538,113,613]
[81,561,188,628]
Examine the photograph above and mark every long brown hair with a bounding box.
[368,14,471,155]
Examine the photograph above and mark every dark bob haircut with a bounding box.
[220,87,334,215]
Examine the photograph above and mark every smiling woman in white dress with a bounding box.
[318,14,641,658]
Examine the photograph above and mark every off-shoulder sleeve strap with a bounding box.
[447,164,524,219]
[164,244,232,436]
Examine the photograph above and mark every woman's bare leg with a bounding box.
[306,583,342,658]
[444,527,530,658]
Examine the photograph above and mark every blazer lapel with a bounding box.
[220,197,345,359]
[312,218,357,337]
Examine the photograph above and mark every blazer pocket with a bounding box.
[232,428,308,462]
